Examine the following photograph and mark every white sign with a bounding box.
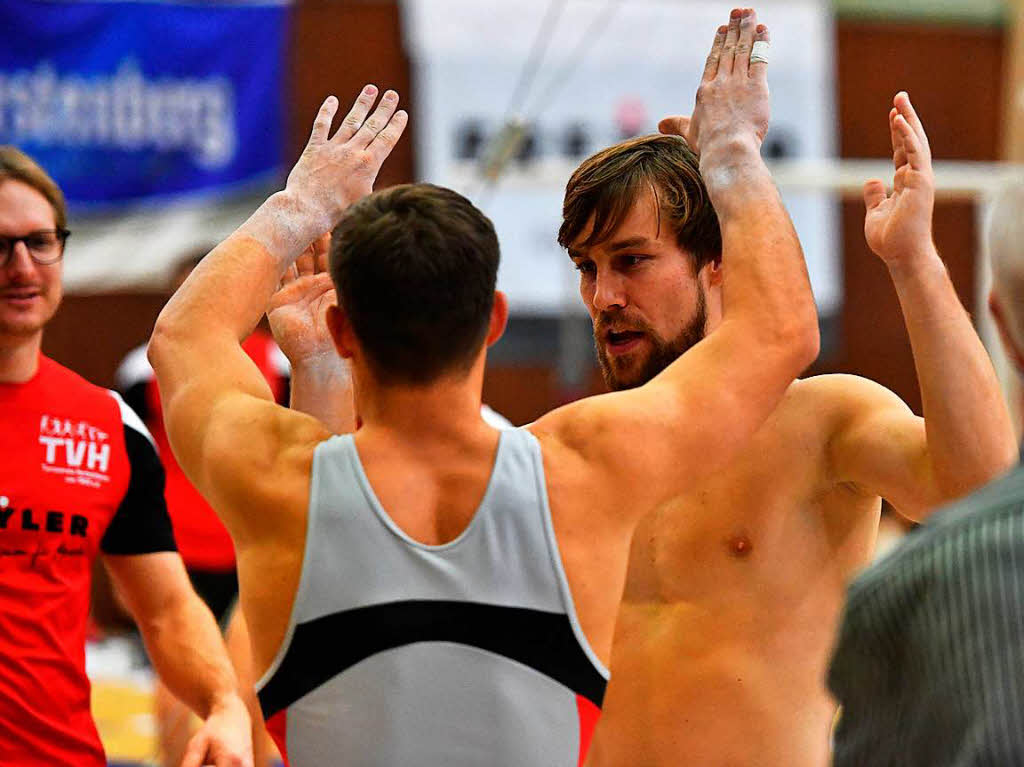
[403,0,839,315]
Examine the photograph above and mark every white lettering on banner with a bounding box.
[0,61,236,169]
[38,415,113,488]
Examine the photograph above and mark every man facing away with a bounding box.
[147,11,818,765]
[567,30,1017,767]
[0,147,251,766]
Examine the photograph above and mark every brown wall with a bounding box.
[834,21,1003,414]
[287,0,414,187]
[45,7,1006,427]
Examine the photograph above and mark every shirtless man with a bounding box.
[146,11,818,764]
[562,33,1017,767]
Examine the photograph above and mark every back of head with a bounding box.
[330,183,500,386]
[0,146,67,230]
[989,181,1024,349]
[558,134,721,269]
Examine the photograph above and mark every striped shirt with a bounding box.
[828,464,1024,767]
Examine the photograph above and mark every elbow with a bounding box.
[948,445,1019,500]
[795,315,820,371]
[768,306,820,377]
[147,307,185,378]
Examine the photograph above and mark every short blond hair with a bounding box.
[0,146,67,230]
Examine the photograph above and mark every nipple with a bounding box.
[727,534,753,558]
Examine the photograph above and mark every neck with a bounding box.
[353,361,488,439]
[0,333,42,383]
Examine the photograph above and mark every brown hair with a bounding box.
[0,146,67,230]
[558,134,721,270]
[330,183,500,386]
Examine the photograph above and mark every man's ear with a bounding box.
[486,291,509,347]
[326,304,356,359]
[989,290,1024,371]
[704,258,723,287]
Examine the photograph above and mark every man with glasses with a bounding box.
[0,146,252,767]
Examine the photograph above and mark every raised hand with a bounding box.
[284,86,408,236]
[863,92,936,266]
[658,8,770,156]
[267,232,339,368]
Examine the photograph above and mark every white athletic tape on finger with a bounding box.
[750,40,770,65]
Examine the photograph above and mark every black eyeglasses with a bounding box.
[0,229,71,267]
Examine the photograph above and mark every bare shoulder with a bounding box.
[789,373,912,421]
[526,401,636,514]
[526,405,598,484]
[754,375,916,475]
[202,395,331,538]
[528,392,622,465]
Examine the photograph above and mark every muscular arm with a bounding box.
[104,552,251,767]
[148,88,406,542]
[534,12,818,512]
[830,94,1016,521]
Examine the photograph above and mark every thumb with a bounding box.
[658,115,691,138]
[862,179,887,211]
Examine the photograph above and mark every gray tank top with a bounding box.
[256,427,609,766]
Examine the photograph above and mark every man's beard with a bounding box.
[595,284,707,391]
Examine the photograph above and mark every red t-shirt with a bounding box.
[0,355,175,765]
[117,330,289,571]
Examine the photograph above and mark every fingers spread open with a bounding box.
[733,8,758,73]
[333,85,380,143]
[719,9,743,76]
[748,24,770,83]
[308,96,339,145]
[351,90,400,149]
[368,109,409,164]
[703,26,728,81]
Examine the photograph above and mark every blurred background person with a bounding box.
[0,144,251,767]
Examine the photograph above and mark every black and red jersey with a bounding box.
[117,330,289,571]
[0,354,175,765]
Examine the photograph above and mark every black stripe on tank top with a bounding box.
[258,599,606,718]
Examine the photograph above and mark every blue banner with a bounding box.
[0,0,288,206]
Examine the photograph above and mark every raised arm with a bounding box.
[148,87,408,540]
[534,10,818,506]
[829,93,1016,519]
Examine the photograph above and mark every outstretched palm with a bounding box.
[267,233,338,365]
[863,92,935,265]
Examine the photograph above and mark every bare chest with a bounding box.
[622,417,877,607]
